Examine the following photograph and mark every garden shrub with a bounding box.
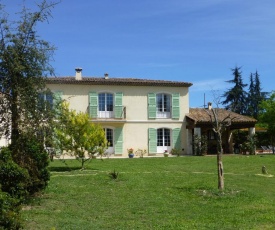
[0,136,50,229]
[0,147,29,199]
[0,189,22,230]
[11,134,50,195]
[193,134,208,155]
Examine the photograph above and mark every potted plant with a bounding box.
[164,150,169,157]
[128,148,134,158]
[135,149,147,158]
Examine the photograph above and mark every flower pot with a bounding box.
[128,153,134,158]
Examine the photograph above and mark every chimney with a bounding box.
[208,102,212,110]
[75,67,82,80]
[104,73,109,79]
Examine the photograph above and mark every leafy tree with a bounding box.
[222,67,247,114]
[259,91,275,152]
[0,0,58,150]
[0,4,58,227]
[54,102,107,169]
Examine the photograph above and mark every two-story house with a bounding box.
[46,68,193,157]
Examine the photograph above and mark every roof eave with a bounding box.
[46,77,193,87]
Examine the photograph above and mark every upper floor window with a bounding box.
[156,93,171,118]
[89,92,124,119]
[149,93,179,119]
[98,93,114,118]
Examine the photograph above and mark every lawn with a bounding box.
[22,155,275,230]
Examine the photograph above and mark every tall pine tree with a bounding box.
[253,71,263,119]
[247,71,266,119]
[247,73,255,117]
[222,67,247,114]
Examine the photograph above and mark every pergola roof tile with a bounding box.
[186,108,257,124]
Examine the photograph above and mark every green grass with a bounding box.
[22,155,275,230]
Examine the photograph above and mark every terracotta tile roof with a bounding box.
[46,77,193,87]
[187,108,257,124]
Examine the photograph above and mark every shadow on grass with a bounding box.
[48,165,101,172]
[48,158,102,172]
[48,166,81,172]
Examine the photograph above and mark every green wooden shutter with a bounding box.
[172,128,181,150]
[89,92,98,118]
[172,93,180,119]
[114,127,123,154]
[148,93,156,119]
[115,92,123,118]
[148,128,157,153]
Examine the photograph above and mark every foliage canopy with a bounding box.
[0,0,58,146]
[54,102,107,169]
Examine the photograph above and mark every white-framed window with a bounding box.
[89,92,123,119]
[103,128,114,155]
[156,93,171,118]
[104,128,113,147]
[148,93,179,119]
[98,93,114,118]
[148,128,181,154]
[157,128,171,153]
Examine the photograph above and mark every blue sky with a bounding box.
[3,0,275,107]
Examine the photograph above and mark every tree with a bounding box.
[247,71,266,119]
[207,107,230,191]
[0,0,58,150]
[259,91,275,153]
[207,92,234,191]
[247,73,255,117]
[222,67,247,114]
[54,102,107,169]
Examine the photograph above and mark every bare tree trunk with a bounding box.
[217,133,224,191]
[81,158,84,170]
[217,153,224,190]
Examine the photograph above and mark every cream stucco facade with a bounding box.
[46,73,193,157]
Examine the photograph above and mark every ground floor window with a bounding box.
[103,128,114,155]
[149,127,181,154]
[157,128,171,146]
[104,128,113,147]
[157,128,171,153]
